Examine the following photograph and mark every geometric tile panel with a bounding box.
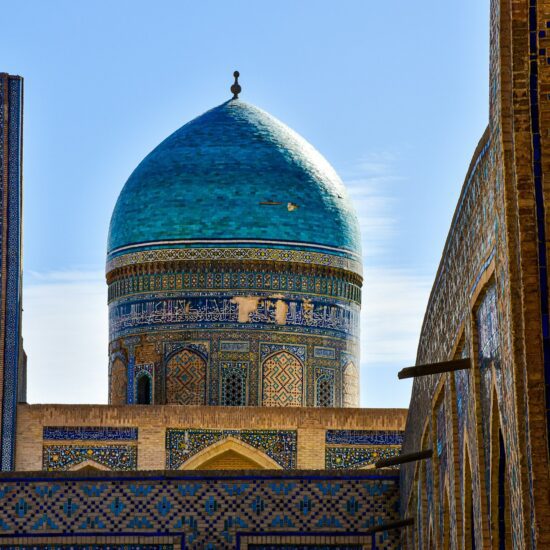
[166,349,206,405]
[315,368,335,407]
[166,429,297,470]
[109,359,127,406]
[262,351,303,407]
[0,470,400,549]
[221,362,248,406]
[42,446,137,471]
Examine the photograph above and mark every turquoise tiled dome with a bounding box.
[107,99,361,262]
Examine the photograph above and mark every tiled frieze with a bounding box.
[43,427,138,441]
[325,429,403,470]
[109,292,360,341]
[325,446,400,469]
[166,429,297,470]
[108,267,361,304]
[326,430,403,446]
[42,445,137,471]
[106,246,363,276]
[0,470,399,548]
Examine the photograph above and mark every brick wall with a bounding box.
[16,404,406,472]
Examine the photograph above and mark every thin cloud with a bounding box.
[343,153,403,258]
[343,154,432,406]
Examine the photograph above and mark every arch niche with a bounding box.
[69,459,110,472]
[110,358,127,405]
[262,350,304,407]
[180,437,282,470]
[166,349,207,405]
[136,373,152,404]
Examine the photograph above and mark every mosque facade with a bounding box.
[0,71,406,548]
[1,0,550,548]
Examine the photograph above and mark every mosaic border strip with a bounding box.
[326,446,401,469]
[109,294,360,341]
[106,246,363,276]
[43,427,138,441]
[108,269,362,305]
[326,430,404,446]
[0,75,22,471]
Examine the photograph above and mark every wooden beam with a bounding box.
[374,449,433,468]
[398,358,470,380]
[364,517,414,534]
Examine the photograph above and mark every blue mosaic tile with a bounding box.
[166,429,297,469]
[0,74,23,471]
[326,430,404,446]
[43,445,137,471]
[43,427,138,441]
[325,446,401,469]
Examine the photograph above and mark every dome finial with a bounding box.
[230,71,241,99]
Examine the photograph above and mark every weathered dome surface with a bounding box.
[107,99,361,264]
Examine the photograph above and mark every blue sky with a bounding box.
[1,1,489,406]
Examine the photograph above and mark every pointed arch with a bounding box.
[68,459,110,472]
[110,358,127,405]
[179,437,282,470]
[489,384,511,549]
[166,348,207,405]
[442,482,451,549]
[417,460,426,549]
[136,372,152,404]
[262,350,303,407]
[463,441,476,550]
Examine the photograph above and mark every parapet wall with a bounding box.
[16,404,407,473]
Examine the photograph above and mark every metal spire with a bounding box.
[230,71,241,99]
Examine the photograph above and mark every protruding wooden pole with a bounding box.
[398,358,470,379]
[374,449,433,468]
[365,517,415,534]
